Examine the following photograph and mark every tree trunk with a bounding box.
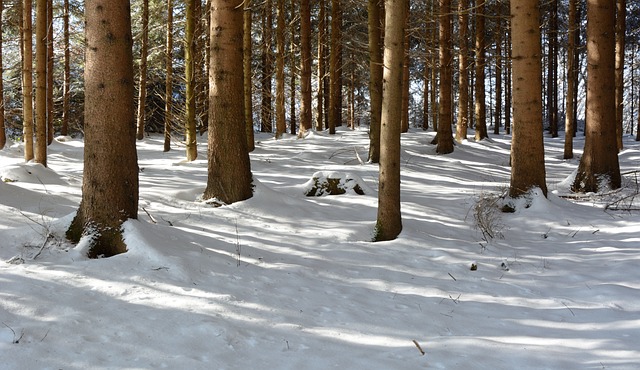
[46,0,53,145]
[275,0,285,138]
[185,0,198,160]
[375,0,406,242]
[34,0,47,166]
[316,0,325,132]
[505,22,512,135]
[474,0,488,141]
[455,0,469,143]
[614,0,625,151]
[400,0,410,133]
[0,0,5,150]
[509,0,548,198]
[436,0,454,154]
[546,0,559,138]
[243,1,255,151]
[289,0,297,136]
[67,0,139,258]
[61,0,70,137]
[260,0,273,133]
[368,0,383,162]
[136,0,149,140]
[23,0,34,161]
[430,4,438,132]
[164,0,174,152]
[204,0,253,204]
[494,2,503,136]
[564,0,577,159]
[329,0,342,134]
[572,0,621,193]
[298,0,312,137]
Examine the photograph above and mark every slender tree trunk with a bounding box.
[136,0,149,140]
[185,0,198,160]
[243,1,255,151]
[400,0,410,133]
[509,0,547,198]
[614,0,625,151]
[316,0,325,131]
[572,0,621,192]
[0,0,5,150]
[204,0,253,204]
[430,5,438,132]
[46,0,53,145]
[23,0,34,161]
[564,0,577,159]
[455,0,469,143]
[67,0,138,258]
[546,0,559,138]
[289,0,297,136]
[34,0,47,166]
[375,0,406,242]
[368,0,383,162]
[329,0,342,134]
[275,0,285,138]
[61,0,70,136]
[494,5,502,136]
[298,0,312,137]
[422,49,429,131]
[436,0,454,154]
[164,0,174,152]
[260,1,273,133]
[505,23,512,135]
[474,0,487,141]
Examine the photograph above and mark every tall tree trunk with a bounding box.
[67,0,139,258]
[289,0,297,136]
[298,0,312,137]
[204,0,253,204]
[375,0,406,242]
[572,0,621,193]
[0,0,5,150]
[429,3,438,132]
[505,22,512,135]
[164,0,174,152]
[509,0,547,198]
[400,0,410,133]
[474,0,487,141]
[316,0,325,131]
[34,0,47,166]
[260,0,273,133]
[329,0,343,134]
[23,0,34,161]
[455,0,469,143]
[275,0,285,138]
[614,0,625,151]
[243,1,255,151]
[564,0,577,159]
[61,0,70,137]
[46,0,53,145]
[368,0,383,162]
[546,0,559,138]
[136,0,149,140]
[494,3,502,136]
[436,0,454,154]
[185,0,198,160]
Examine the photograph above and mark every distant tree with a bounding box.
[0,0,5,150]
[260,0,273,133]
[203,0,253,204]
[375,0,406,242]
[23,0,34,161]
[34,0,46,165]
[298,0,312,137]
[509,0,547,198]
[455,0,469,143]
[329,0,343,134]
[136,0,149,140]
[572,0,621,193]
[46,0,53,145]
[436,0,454,154]
[494,2,504,136]
[164,0,174,152]
[243,1,255,151]
[474,0,488,141]
[367,0,383,162]
[615,0,625,151]
[546,0,559,138]
[316,0,326,131]
[289,0,297,136]
[67,0,139,258]
[275,0,285,138]
[61,0,70,136]
[185,0,198,160]
[564,0,578,159]
[400,1,409,133]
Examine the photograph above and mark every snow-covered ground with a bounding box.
[1,127,639,369]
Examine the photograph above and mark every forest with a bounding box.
[1,1,640,368]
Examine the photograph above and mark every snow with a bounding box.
[1,128,640,369]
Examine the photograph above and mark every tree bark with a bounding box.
[260,0,273,133]
[436,0,453,154]
[368,0,383,162]
[455,0,469,143]
[400,0,410,133]
[67,0,139,258]
[316,0,326,131]
[203,0,253,204]
[135,0,149,140]
[185,0,198,160]
[614,0,625,151]
[572,0,621,193]
[23,0,34,161]
[34,0,47,166]
[275,0,285,138]
[0,0,5,150]
[61,0,70,137]
[509,0,548,198]
[298,0,312,137]
[564,0,577,159]
[46,0,53,145]
[243,1,255,151]
[164,0,174,152]
[329,0,343,134]
[375,0,406,242]
[474,0,488,141]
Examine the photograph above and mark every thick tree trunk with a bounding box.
[436,0,454,154]
[136,0,149,140]
[243,1,255,151]
[23,0,34,161]
[298,0,312,137]
[204,0,253,204]
[375,0,406,242]
[67,0,139,258]
[572,0,621,193]
[34,0,47,166]
[455,0,469,143]
[509,0,548,198]
[368,0,383,162]
[164,0,174,152]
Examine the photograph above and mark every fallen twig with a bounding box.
[448,272,457,281]
[142,207,157,224]
[412,340,425,356]
[562,301,576,316]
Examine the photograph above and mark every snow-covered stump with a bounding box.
[303,171,369,196]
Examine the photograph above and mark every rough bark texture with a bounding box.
[203,0,253,205]
[184,0,197,160]
[315,0,325,131]
[0,0,5,150]
[572,0,621,193]
[164,0,173,152]
[260,1,273,133]
[275,0,285,139]
[368,0,383,163]
[455,0,469,143]
[34,0,47,166]
[436,0,454,154]
[474,0,488,141]
[243,2,255,151]
[329,0,342,134]
[614,0,625,151]
[61,0,70,136]
[400,0,410,133]
[23,0,34,161]
[46,0,53,145]
[564,0,577,159]
[136,0,149,140]
[375,0,406,242]
[509,0,548,198]
[298,0,312,137]
[67,0,139,258]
